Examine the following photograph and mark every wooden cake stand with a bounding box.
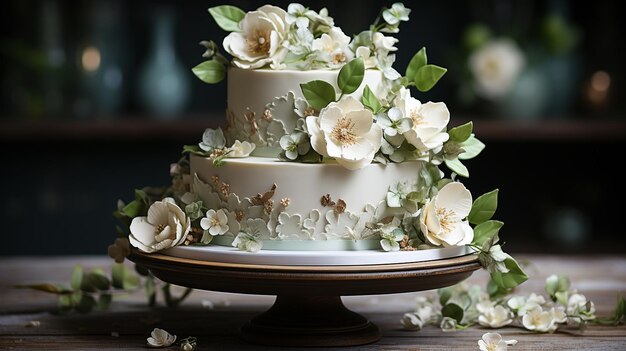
[129,249,480,347]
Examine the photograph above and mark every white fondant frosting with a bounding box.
[227,67,384,120]
[190,155,419,217]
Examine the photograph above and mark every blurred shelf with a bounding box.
[1,116,625,143]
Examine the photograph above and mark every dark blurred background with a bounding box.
[1,0,625,255]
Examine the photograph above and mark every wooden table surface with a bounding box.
[1,255,625,350]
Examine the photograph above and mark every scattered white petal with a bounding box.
[147,328,176,348]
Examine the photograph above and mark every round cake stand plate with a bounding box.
[129,250,480,347]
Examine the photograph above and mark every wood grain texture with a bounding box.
[1,255,625,350]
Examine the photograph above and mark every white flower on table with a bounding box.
[395,87,450,154]
[439,316,457,332]
[223,5,288,69]
[147,328,176,348]
[507,293,546,316]
[478,332,517,351]
[522,305,566,332]
[478,305,513,328]
[420,182,474,246]
[567,293,596,321]
[306,96,382,170]
[129,198,190,253]
[469,38,526,100]
[312,27,353,67]
[200,209,229,236]
[228,140,256,157]
[401,312,423,331]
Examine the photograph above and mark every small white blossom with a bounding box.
[355,46,377,69]
[199,127,226,151]
[420,182,474,246]
[478,332,517,351]
[401,313,423,331]
[377,108,412,137]
[382,3,411,25]
[507,293,546,316]
[440,316,457,332]
[232,232,263,252]
[567,293,596,321]
[522,306,563,332]
[372,32,398,52]
[478,305,513,328]
[228,140,256,157]
[279,132,310,160]
[147,328,176,348]
[200,209,229,236]
[311,27,353,68]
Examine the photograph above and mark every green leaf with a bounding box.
[444,158,469,178]
[112,263,139,290]
[468,189,499,225]
[75,294,96,314]
[405,47,427,83]
[192,60,226,84]
[71,265,83,290]
[438,287,452,305]
[414,64,447,92]
[459,134,485,160]
[98,293,112,310]
[490,257,528,289]
[14,283,73,295]
[146,276,156,307]
[86,269,111,291]
[300,80,336,110]
[472,220,504,248]
[182,144,204,155]
[121,200,142,218]
[208,5,245,32]
[57,294,73,312]
[337,58,365,94]
[442,303,464,324]
[361,85,382,113]
[487,279,513,299]
[448,122,473,143]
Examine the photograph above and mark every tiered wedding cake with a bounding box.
[111,3,522,278]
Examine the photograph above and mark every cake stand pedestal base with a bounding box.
[240,295,380,347]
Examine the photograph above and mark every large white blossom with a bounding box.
[395,87,449,153]
[129,198,190,253]
[522,305,566,332]
[469,38,526,100]
[306,96,382,170]
[420,182,473,246]
[223,5,288,69]
[478,305,513,328]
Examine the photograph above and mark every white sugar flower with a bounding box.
[382,3,411,25]
[229,140,256,157]
[312,27,354,67]
[567,293,596,321]
[507,293,546,316]
[395,87,449,153]
[223,5,288,69]
[200,209,229,236]
[286,3,311,28]
[420,182,473,246]
[478,332,517,351]
[469,38,526,100]
[306,96,382,170]
[478,305,513,328]
[522,306,564,332]
[147,328,176,348]
[232,232,263,252]
[401,312,423,331]
[280,132,310,160]
[129,198,190,253]
[355,46,377,69]
[377,107,412,137]
[372,32,398,52]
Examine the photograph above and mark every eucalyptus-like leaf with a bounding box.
[337,58,365,94]
[121,199,143,218]
[459,134,485,160]
[192,60,226,84]
[112,263,139,290]
[71,265,83,290]
[84,269,111,291]
[75,294,96,314]
[14,283,73,295]
[442,303,464,324]
[208,5,245,32]
[472,220,504,248]
[415,64,447,92]
[448,121,473,143]
[361,85,382,113]
[98,293,112,310]
[490,257,528,289]
[146,276,156,307]
[439,287,452,305]
[444,158,469,178]
[300,80,336,110]
[405,47,427,82]
[468,189,499,225]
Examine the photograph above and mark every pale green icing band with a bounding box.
[211,235,382,251]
